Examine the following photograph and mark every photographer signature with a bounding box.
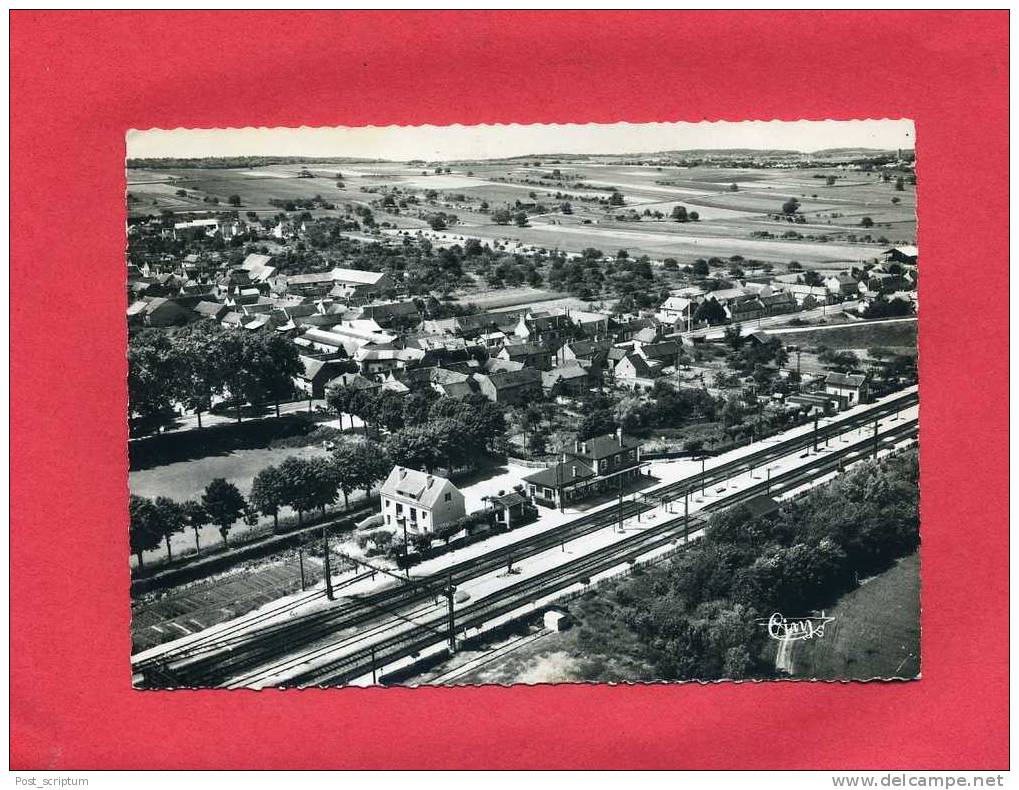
[758,612,835,641]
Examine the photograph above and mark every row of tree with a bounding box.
[128,323,301,431]
[129,436,391,570]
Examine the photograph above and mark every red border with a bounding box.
[10,10,1009,769]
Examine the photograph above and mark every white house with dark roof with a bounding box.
[379,466,465,535]
[824,372,870,409]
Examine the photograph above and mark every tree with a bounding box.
[228,194,242,206]
[278,457,318,526]
[826,175,837,186]
[172,321,225,429]
[691,259,710,277]
[129,495,163,569]
[860,216,874,228]
[153,496,186,562]
[180,500,208,554]
[250,465,288,533]
[670,205,688,222]
[333,438,391,505]
[608,191,625,206]
[127,330,179,431]
[894,176,905,191]
[308,457,340,516]
[723,323,744,351]
[693,298,726,325]
[574,407,616,442]
[514,212,528,227]
[386,425,443,472]
[491,209,513,225]
[245,332,302,417]
[201,478,246,547]
[781,197,800,215]
[728,183,739,192]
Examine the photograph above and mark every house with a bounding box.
[473,368,542,405]
[173,218,220,240]
[379,466,466,535]
[728,296,766,323]
[329,267,394,302]
[281,272,335,298]
[760,291,798,316]
[127,297,191,327]
[824,372,870,409]
[632,325,664,345]
[324,372,380,401]
[783,283,831,306]
[513,309,573,347]
[296,324,397,357]
[240,253,277,283]
[359,300,420,329]
[522,429,643,509]
[823,273,859,298]
[559,338,612,368]
[296,356,354,398]
[542,363,590,397]
[706,287,748,307]
[883,246,918,266]
[497,342,552,371]
[381,375,411,396]
[656,296,696,327]
[568,309,611,336]
[610,316,658,343]
[353,345,427,377]
[612,353,659,390]
[635,340,681,369]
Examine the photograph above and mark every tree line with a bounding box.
[128,323,301,432]
[129,435,391,570]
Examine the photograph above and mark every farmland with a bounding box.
[128,157,916,269]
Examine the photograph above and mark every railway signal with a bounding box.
[322,523,334,601]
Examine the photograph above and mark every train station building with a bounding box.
[522,429,644,509]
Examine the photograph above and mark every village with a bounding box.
[126,148,919,685]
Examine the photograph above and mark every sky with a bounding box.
[127,119,914,161]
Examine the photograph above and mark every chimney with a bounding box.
[398,467,406,479]
[616,427,623,446]
[571,466,577,478]
[574,439,581,452]
[581,441,588,454]
[426,475,434,488]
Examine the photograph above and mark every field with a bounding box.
[768,318,918,354]
[788,552,920,680]
[128,158,916,268]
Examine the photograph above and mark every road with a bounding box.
[133,388,917,688]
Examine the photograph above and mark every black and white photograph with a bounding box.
[126,119,919,689]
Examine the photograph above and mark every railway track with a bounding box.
[231,418,918,688]
[134,391,916,687]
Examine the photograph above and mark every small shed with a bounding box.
[543,609,570,632]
